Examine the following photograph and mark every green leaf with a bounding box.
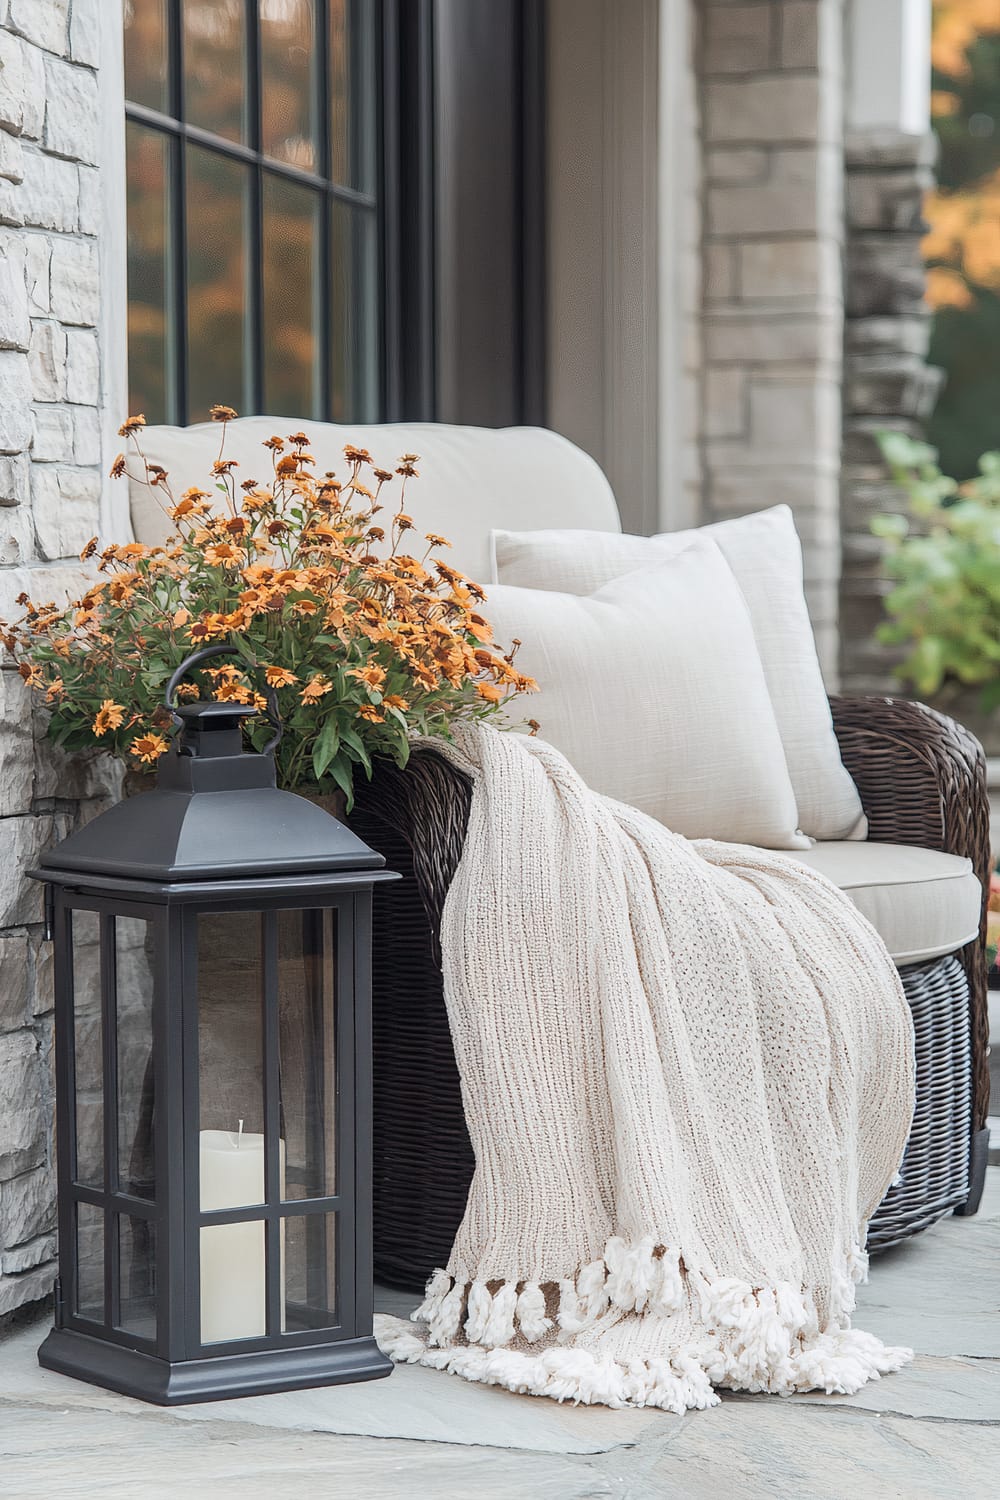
[310,716,340,782]
[870,513,908,541]
[327,756,355,810]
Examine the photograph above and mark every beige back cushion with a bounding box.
[493,506,866,843]
[488,538,810,849]
[129,418,620,587]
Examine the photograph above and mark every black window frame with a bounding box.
[123,0,431,427]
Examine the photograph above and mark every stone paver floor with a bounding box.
[0,1170,998,1500]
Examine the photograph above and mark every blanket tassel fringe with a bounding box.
[377,1235,911,1415]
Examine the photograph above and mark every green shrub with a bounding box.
[872,431,1000,710]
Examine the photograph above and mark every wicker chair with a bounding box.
[349,694,991,1291]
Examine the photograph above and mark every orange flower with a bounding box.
[204,543,240,567]
[212,459,238,476]
[109,453,127,479]
[357,703,384,722]
[412,662,438,690]
[383,694,410,712]
[301,674,332,703]
[264,435,284,452]
[215,679,254,704]
[476,681,503,704]
[275,455,299,477]
[189,613,229,642]
[349,664,386,690]
[173,607,190,627]
[80,536,98,560]
[131,732,170,764]
[93,700,126,735]
[291,598,319,616]
[425,533,451,549]
[18,663,43,689]
[209,404,238,422]
[344,444,372,464]
[262,666,295,688]
[118,415,146,437]
[45,678,63,702]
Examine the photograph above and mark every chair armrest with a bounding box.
[829,693,992,1134]
[828,694,990,874]
[351,746,472,964]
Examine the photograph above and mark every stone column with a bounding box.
[698,0,846,678]
[838,130,939,694]
[0,0,117,1326]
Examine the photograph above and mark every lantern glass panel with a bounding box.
[278,909,337,1201]
[71,910,102,1189]
[117,1214,157,1341]
[75,1201,104,1323]
[198,910,265,1207]
[285,1212,338,1333]
[115,917,155,1200]
[200,1221,267,1345]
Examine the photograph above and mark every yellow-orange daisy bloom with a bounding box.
[264,666,297,688]
[131,732,170,764]
[301,674,332,703]
[348,664,386,690]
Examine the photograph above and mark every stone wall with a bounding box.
[0,0,115,1325]
[839,129,940,694]
[697,0,846,679]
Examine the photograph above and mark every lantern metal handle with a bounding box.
[163,644,283,753]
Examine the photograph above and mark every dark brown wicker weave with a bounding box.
[350,695,991,1289]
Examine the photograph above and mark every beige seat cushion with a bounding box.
[791,841,982,966]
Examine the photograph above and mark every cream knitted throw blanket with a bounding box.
[377,725,916,1412]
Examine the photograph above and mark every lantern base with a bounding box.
[38,1326,393,1405]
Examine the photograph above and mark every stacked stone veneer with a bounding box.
[839,130,940,696]
[0,0,117,1324]
[697,0,845,679]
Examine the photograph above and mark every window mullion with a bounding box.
[246,0,264,413]
[317,0,332,418]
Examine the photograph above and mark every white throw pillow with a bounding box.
[492,506,866,842]
[487,538,810,849]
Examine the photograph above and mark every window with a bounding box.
[123,0,380,426]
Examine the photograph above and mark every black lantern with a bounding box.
[30,647,398,1404]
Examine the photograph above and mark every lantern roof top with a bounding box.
[35,699,388,890]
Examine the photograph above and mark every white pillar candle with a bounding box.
[199,1128,286,1344]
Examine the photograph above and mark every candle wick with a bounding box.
[237,1118,244,1150]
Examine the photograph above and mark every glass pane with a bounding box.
[116,918,155,1201]
[285,1212,337,1333]
[75,1203,104,1323]
[329,0,377,193]
[330,203,378,421]
[263,175,320,418]
[186,145,250,421]
[261,0,317,169]
[72,911,102,1189]
[183,0,246,144]
[198,911,264,1207]
[126,123,174,426]
[278,910,336,1202]
[117,1215,157,1341]
[201,1221,266,1343]
[124,0,170,112]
